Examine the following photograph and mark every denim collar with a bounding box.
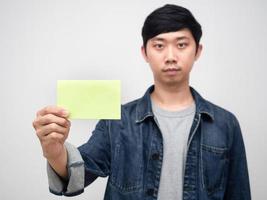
[135,85,214,123]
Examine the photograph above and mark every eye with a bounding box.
[153,43,164,50]
[177,43,188,49]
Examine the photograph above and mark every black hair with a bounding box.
[142,4,202,51]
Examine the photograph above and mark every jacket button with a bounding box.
[151,153,160,160]
[146,188,154,196]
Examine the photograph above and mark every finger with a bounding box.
[45,132,65,143]
[37,114,70,128]
[37,106,69,118]
[37,123,69,138]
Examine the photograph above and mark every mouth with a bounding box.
[162,67,181,75]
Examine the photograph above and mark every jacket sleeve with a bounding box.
[224,116,251,200]
[47,142,85,196]
[78,119,111,187]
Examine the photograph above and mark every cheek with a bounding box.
[147,53,163,67]
[149,62,161,74]
[180,51,196,66]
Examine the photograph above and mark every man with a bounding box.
[32,4,251,200]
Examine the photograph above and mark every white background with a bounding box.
[0,0,266,199]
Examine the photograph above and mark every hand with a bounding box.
[33,106,71,161]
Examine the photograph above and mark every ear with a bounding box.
[195,44,203,61]
[141,46,149,63]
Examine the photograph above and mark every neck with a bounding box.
[151,81,194,111]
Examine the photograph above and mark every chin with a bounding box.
[155,76,186,87]
[161,79,182,87]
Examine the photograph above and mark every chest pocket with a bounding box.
[110,143,143,193]
[201,144,229,195]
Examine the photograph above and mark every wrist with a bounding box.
[46,146,68,179]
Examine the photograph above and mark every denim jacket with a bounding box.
[48,85,251,200]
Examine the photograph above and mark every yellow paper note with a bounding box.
[57,80,121,119]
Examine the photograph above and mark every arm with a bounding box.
[46,120,111,195]
[33,106,70,179]
[47,142,85,196]
[33,106,87,196]
[78,120,111,187]
[33,107,111,196]
[47,146,68,179]
[224,117,251,200]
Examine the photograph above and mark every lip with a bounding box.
[163,68,181,76]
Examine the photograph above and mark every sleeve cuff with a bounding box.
[46,142,85,196]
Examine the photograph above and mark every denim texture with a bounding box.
[58,85,251,200]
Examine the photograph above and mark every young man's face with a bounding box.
[142,28,202,87]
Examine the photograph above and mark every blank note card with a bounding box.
[57,80,121,119]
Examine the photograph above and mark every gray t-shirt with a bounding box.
[151,99,196,200]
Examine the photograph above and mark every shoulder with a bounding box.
[122,98,140,112]
[120,98,141,123]
[101,98,141,128]
[204,99,239,127]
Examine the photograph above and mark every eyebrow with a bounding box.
[152,36,190,42]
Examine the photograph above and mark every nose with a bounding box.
[165,46,177,65]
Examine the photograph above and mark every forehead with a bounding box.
[150,28,193,42]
